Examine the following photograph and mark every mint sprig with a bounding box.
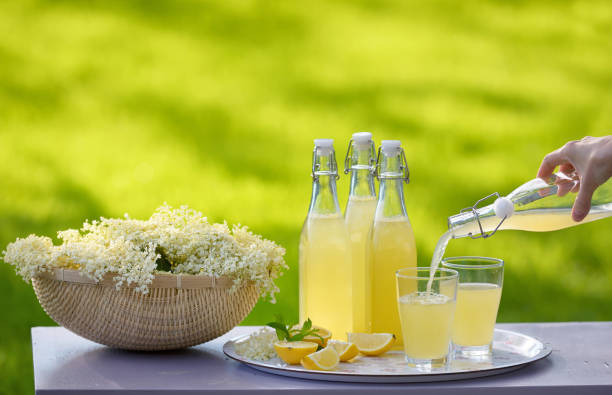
[266,315,323,343]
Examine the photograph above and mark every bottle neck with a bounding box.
[376,178,407,218]
[309,147,341,216]
[349,169,376,198]
[348,145,376,198]
[375,149,408,218]
[447,205,496,238]
[309,175,341,215]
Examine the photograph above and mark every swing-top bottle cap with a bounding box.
[494,197,514,219]
[314,138,334,154]
[381,140,401,155]
[314,138,334,148]
[352,132,372,148]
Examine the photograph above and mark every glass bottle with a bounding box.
[344,132,377,333]
[370,140,417,343]
[299,139,352,338]
[447,172,612,239]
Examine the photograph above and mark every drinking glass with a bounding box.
[395,267,458,370]
[442,256,504,357]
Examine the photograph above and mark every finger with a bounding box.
[572,176,597,222]
[570,179,580,193]
[559,163,575,176]
[537,148,568,179]
[556,180,574,197]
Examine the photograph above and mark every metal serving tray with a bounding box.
[223,328,552,383]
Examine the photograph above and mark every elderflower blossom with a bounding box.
[234,328,278,361]
[2,204,287,300]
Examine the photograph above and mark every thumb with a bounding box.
[572,177,597,222]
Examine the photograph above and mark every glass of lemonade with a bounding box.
[396,267,458,370]
[441,256,504,357]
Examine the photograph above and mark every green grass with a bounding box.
[1,0,612,393]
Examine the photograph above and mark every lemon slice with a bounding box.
[291,325,332,347]
[274,341,318,365]
[300,345,339,371]
[329,340,359,361]
[347,333,396,356]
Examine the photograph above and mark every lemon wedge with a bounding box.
[274,341,318,365]
[329,340,359,361]
[291,325,332,347]
[300,345,339,371]
[347,333,396,356]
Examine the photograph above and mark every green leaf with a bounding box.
[266,322,288,332]
[267,317,322,343]
[289,333,305,341]
[266,321,290,341]
[275,328,287,341]
[266,322,285,331]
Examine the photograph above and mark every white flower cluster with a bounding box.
[2,204,287,300]
[234,328,278,361]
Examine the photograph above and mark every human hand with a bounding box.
[537,136,612,222]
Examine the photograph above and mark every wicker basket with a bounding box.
[32,268,259,351]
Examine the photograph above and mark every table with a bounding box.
[32,322,612,394]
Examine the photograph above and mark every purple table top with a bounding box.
[32,322,612,394]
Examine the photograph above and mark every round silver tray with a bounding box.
[223,328,552,383]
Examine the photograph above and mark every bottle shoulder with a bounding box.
[373,216,414,236]
[347,195,377,203]
[374,214,413,224]
[306,212,344,221]
[345,195,377,216]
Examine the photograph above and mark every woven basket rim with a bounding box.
[35,268,241,289]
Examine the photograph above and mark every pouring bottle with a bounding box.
[448,173,612,239]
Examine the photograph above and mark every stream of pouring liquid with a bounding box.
[427,230,452,291]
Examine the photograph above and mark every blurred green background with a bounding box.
[1,0,611,392]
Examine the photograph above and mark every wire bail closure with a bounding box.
[373,147,410,183]
[460,192,507,239]
[343,138,376,174]
[311,147,340,181]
